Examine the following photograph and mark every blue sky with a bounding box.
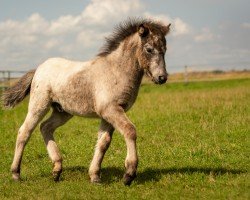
[0,0,249,72]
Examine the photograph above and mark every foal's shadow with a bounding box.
[64,166,246,184]
[136,167,246,184]
[63,166,123,184]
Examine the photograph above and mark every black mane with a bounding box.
[97,18,167,57]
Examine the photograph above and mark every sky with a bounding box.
[0,0,250,73]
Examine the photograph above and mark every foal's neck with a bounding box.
[107,34,144,82]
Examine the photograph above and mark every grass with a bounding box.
[167,70,250,82]
[0,78,249,199]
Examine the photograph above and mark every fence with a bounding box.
[0,66,249,91]
[0,70,27,91]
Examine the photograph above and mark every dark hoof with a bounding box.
[53,170,62,182]
[123,173,136,186]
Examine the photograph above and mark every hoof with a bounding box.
[90,175,101,184]
[12,173,21,181]
[123,173,136,186]
[53,170,62,182]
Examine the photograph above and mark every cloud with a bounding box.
[242,22,250,29]
[143,13,191,36]
[0,13,48,35]
[44,39,60,49]
[172,18,190,36]
[194,27,215,42]
[48,15,81,35]
[0,13,47,47]
[81,0,143,25]
[76,30,107,48]
[5,0,247,73]
[0,0,193,71]
[1,0,250,73]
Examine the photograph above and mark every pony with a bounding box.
[2,18,171,185]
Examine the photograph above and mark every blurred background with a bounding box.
[0,0,250,85]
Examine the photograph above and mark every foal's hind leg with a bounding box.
[11,97,50,180]
[40,108,72,181]
[89,119,114,183]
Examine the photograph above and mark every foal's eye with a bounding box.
[146,47,153,54]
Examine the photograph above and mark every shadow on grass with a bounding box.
[101,167,124,184]
[63,165,247,184]
[64,165,87,173]
[64,166,123,184]
[137,167,247,184]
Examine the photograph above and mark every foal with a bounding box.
[3,18,170,185]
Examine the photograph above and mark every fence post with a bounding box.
[7,71,11,87]
[1,71,4,92]
[184,65,188,85]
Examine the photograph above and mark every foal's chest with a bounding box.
[116,82,142,111]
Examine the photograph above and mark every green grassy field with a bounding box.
[0,78,249,199]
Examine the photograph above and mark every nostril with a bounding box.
[158,76,167,84]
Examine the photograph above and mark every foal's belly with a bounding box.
[51,87,98,117]
[53,92,98,117]
[55,101,98,118]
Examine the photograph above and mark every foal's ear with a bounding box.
[162,23,171,36]
[138,24,149,37]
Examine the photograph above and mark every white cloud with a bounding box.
[194,27,215,42]
[26,13,49,34]
[0,13,50,50]
[48,15,81,35]
[242,22,250,29]
[172,18,191,36]
[44,39,60,49]
[76,30,107,48]
[0,0,194,71]
[81,0,143,25]
[0,13,48,36]
[143,13,191,36]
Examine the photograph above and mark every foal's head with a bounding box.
[98,18,171,84]
[137,22,171,84]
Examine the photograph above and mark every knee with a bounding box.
[104,133,112,144]
[17,127,31,144]
[99,133,112,151]
[124,124,137,140]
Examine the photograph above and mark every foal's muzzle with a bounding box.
[146,68,168,85]
[158,75,167,84]
[153,75,167,84]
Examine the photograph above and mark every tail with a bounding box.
[2,69,36,108]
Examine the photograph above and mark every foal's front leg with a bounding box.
[102,105,138,186]
[89,119,114,183]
